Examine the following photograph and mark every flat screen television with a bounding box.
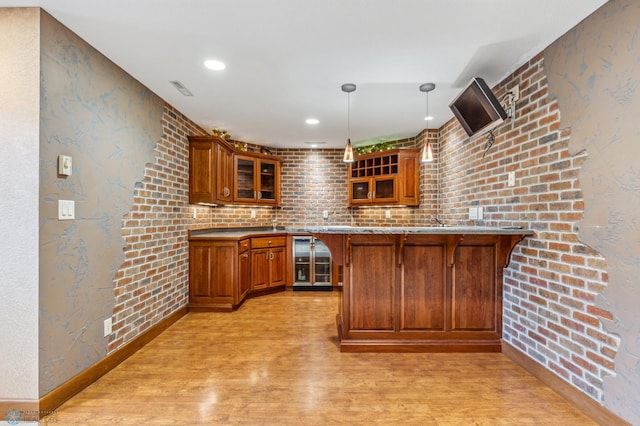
[449,77,507,137]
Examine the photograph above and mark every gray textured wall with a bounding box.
[38,11,163,395]
[545,0,640,422]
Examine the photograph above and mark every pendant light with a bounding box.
[419,83,435,163]
[342,83,356,163]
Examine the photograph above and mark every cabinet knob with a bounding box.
[268,240,272,245]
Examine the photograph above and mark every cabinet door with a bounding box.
[189,242,214,303]
[372,176,397,203]
[216,142,233,203]
[238,250,251,301]
[189,141,214,204]
[349,178,372,205]
[251,248,269,290]
[257,159,279,205]
[234,156,257,203]
[269,247,286,287]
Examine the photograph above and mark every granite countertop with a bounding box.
[294,225,533,235]
[189,225,533,239]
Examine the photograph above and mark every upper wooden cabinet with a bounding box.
[188,136,281,206]
[347,148,420,207]
[234,155,280,206]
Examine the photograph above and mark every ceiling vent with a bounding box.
[169,80,194,96]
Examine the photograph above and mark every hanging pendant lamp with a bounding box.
[419,83,435,163]
[342,83,356,163]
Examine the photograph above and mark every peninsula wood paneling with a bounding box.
[400,243,446,331]
[452,244,497,332]
[349,235,396,330]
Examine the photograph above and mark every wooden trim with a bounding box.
[40,306,188,413]
[502,342,630,426]
[339,339,502,353]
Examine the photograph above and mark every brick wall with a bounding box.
[109,103,207,351]
[438,53,618,402]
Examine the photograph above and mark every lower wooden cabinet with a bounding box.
[189,240,239,311]
[189,234,287,311]
[251,237,286,290]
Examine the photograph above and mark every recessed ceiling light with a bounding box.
[304,141,325,148]
[305,118,320,125]
[204,60,226,71]
[424,116,434,121]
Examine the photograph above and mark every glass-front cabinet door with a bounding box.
[234,155,256,202]
[258,159,277,204]
[372,176,397,203]
[350,178,372,205]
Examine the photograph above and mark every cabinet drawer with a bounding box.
[239,239,250,253]
[251,236,286,249]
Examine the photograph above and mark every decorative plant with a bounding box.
[355,141,396,155]
[212,128,232,141]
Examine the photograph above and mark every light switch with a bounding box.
[385,210,391,219]
[477,207,483,220]
[322,210,329,219]
[469,207,478,220]
[58,200,75,220]
[507,171,515,187]
[58,155,72,176]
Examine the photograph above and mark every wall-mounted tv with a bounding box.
[449,77,507,137]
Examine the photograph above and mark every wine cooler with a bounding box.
[292,236,332,290]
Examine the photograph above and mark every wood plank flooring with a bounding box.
[42,291,594,425]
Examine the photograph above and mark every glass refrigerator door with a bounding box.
[294,237,311,285]
[313,239,332,284]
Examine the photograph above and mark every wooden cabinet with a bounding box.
[238,239,251,301]
[234,155,280,206]
[188,232,288,311]
[215,142,234,203]
[316,232,526,352]
[347,148,419,207]
[189,240,239,311]
[188,136,281,206]
[188,136,234,205]
[251,236,286,290]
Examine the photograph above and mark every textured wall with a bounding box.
[38,11,164,395]
[0,7,40,402]
[545,0,640,422]
[437,16,632,423]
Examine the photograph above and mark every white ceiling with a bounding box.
[3,0,608,148]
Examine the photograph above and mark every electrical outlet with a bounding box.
[477,207,483,220]
[385,210,391,219]
[511,84,520,102]
[251,210,256,219]
[508,171,515,187]
[469,207,477,220]
[103,318,112,337]
[322,210,329,219]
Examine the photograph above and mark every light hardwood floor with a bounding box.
[43,291,594,425]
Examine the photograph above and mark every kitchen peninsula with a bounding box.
[309,226,532,352]
[189,225,531,352]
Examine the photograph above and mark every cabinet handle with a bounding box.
[224,187,230,197]
[258,191,262,199]
[367,191,372,199]
[241,253,248,259]
[269,252,274,260]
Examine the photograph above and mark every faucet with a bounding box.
[432,216,446,227]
